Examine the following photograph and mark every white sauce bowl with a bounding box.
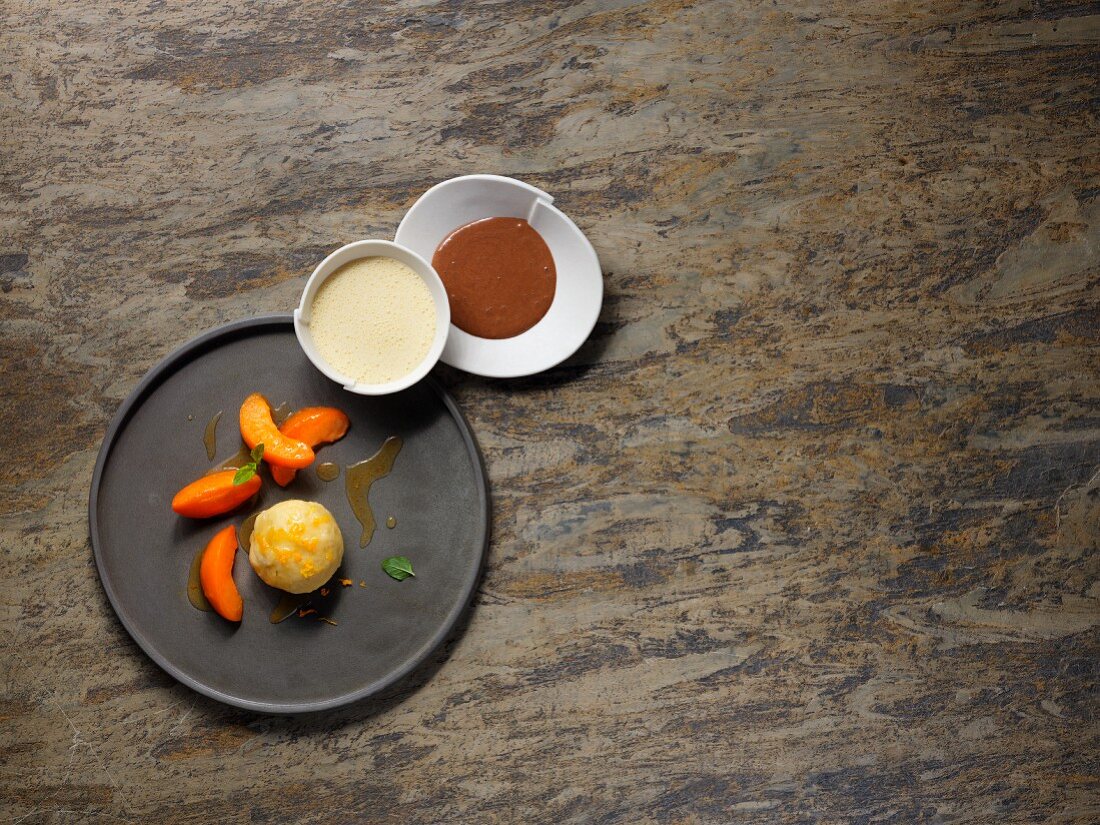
[395,174,603,378]
[294,240,450,395]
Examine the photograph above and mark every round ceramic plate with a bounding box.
[395,174,603,378]
[89,315,489,713]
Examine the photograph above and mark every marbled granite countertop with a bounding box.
[2,1,1098,822]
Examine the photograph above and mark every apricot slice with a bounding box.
[172,469,261,518]
[271,407,351,487]
[199,525,243,622]
[239,393,314,469]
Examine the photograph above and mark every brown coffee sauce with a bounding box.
[432,217,555,339]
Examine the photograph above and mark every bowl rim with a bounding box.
[294,239,450,395]
[395,174,603,379]
[403,172,556,209]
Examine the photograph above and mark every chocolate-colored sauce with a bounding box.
[432,217,555,339]
[386,515,397,529]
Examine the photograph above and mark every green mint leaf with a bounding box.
[381,556,415,581]
[251,443,265,463]
[232,463,256,486]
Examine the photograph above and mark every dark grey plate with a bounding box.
[89,315,489,713]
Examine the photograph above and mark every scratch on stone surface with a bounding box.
[1055,465,1100,529]
[167,701,195,735]
[53,700,128,805]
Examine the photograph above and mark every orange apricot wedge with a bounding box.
[271,407,351,487]
[199,525,243,622]
[239,393,314,469]
[172,469,261,518]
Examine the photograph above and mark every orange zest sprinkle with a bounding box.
[359,580,367,587]
[297,608,317,617]
[317,617,338,626]
[339,578,353,587]
[319,587,330,597]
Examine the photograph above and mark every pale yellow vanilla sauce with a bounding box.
[310,257,436,385]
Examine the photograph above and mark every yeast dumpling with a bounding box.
[248,500,343,594]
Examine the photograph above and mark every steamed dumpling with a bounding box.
[248,500,343,593]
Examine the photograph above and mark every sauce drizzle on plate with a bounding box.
[203,411,222,461]
[270,592,311,624]
[187,547,212,612]
[346,436,403,547]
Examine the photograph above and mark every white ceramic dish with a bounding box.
[395,174,603,378]
[294,239,450,395]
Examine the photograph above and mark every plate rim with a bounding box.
[88,314,490,714]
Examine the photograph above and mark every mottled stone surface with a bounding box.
[2,0,1099,822]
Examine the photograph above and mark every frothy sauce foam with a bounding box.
[310,256,435,385]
